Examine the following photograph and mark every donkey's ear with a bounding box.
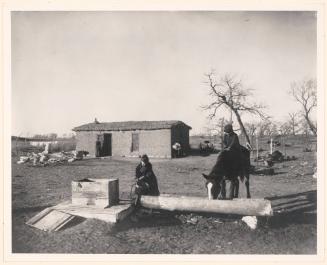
[202,173,209,179]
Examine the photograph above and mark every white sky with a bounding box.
[11,11,317,136]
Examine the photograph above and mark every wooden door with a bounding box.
[103,134,112,156]
[131,133,139,152]
[96,134,112,157]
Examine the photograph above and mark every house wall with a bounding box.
[76,129,172,158]
[75,131,98,156]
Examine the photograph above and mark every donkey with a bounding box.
[202,145,251,200]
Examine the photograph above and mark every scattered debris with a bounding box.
[199,140,215,153]
[303,148,312,152]
[186,216,198,225]
[270,150,284,162]
[17,156,30,164]
[68,158,75,163]
[255,150,296,165]
[264,160,274,167]
[16,150,89,166]
[254,167,275,176]
[285,155,297,161]
[241,216,258,230]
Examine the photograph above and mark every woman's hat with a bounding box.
[141,154,149,163]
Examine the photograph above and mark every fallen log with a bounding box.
[140,195,273,216]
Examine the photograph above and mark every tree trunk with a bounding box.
[305,114,317,136]
[140,195,273,216]
[220,118,225,150]
[292,121,296,135]
[233,109,251,146]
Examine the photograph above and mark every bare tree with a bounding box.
[288,112,300,135]
[289,78,317,136]
[257,119,279,137]
[279,121,292,136]
[243,122,257,138]
[202,71,267,146]
[264,120,279,137]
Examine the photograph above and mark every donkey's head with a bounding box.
[202,173,223,200]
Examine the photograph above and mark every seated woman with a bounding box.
[134,154,160,204]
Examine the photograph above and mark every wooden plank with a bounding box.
[53,201,133,223]
[140,195,273,216]
[26,209,77,231]
[25,207,53,226]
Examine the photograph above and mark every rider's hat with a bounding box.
[224,123,233,133]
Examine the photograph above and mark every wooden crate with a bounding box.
[72,178,119,208]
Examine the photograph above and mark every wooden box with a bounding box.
[72,178,119,208]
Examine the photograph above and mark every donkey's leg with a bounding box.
[225,177,235,200]
[219,179,226,199]
[215,182,221,200]
[233,177,239,198]
[245,174,251,198]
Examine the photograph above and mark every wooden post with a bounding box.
[270,137,273,155]
[256,135,259,163]
[140,195,273,217]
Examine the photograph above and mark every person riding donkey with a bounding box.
[216,123,242,199]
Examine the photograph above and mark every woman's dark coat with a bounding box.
[135,162,160,196]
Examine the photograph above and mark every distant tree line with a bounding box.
[30,133,75,140]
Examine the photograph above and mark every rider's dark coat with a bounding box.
[223,131,241,152]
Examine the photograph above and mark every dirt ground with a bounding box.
[11,139,317,254]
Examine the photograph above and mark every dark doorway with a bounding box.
[96,134,112,157]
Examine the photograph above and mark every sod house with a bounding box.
[72,120,192,158]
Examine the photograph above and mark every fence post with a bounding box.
[256,135,259,163]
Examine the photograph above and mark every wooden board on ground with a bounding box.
[26,208,77,231]
[53,201,133,223]
[26,200,134,231]
[140,195,273,216]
